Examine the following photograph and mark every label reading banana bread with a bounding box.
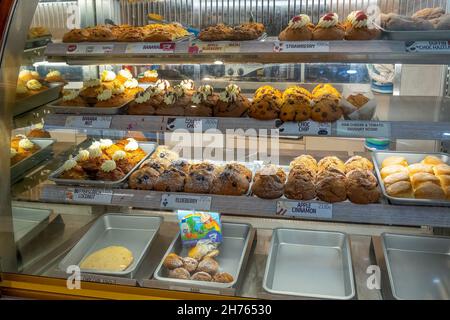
[65,116,112,129]
[126,43,176,54]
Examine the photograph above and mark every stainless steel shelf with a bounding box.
[44,39,450,65]
[40,184,450,228]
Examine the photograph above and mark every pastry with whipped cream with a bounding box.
[26,79,47,94]
[96,160,126,181]
[94,88,129,108]
[60,90,88,107]
[344,11,380,40]
[123,78,144,98]
[312,13,345,40]
[138,69,159,83]
[116,69,134,84]
[214,84,250,117]
[27,123,51,138]
[186,84,218,117]
[60,156,88,180]
[45,70,66,83]
[79,144,110,176]
[127,90,156,115]
[16,82,29,98]
[155,84,190,116]
[279,14,314,41]
[79,78,103,104]
[112,150,134,174]
[115,138,146,165]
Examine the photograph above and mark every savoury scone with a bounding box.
[251,165,286,199]
[344,156,374,173]
[249,93,282,120]
[154,168,186,192]
[284,168,316,201]
[316,168,347,203]
[345,169,380,204]
[317,156,346,174]
[214,84,250,117]
[311,98,343,122]
[211,165,250,196]
[279,14,314,41]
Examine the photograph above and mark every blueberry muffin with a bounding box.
[154,168,186,192]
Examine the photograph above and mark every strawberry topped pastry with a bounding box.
[312,13,345,40]
[279,14,314,41]
[344,11,381,40]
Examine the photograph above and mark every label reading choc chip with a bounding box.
[276,120,332,136]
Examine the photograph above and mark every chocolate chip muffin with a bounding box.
[248,93,282,120]
[310,98,343,122]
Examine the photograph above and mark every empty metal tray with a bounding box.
[14,82,63,116]
[47,98,130,115]
[11,138,56,184]
[154,222,252,289]
[49,141,156,188]
[382,233,450,300]
[372,151,450,207]
[59,214,162,278]
[13,206,51,248]
[263,228,355,299]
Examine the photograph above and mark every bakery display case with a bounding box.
[1,0,450,300]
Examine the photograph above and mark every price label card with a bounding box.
[166,117,218,132]
[65,188,113,204]
[169,285,221,295]
[276,120,332,136]
[66,44,114,54]
[65,116,112,129]
[188,41,240,54]
[336,121,391,138]
[274,41,330,53]
[406,41,450,53]
[160,193,212,211]
[277,201,333,219]
[126,42,176,54]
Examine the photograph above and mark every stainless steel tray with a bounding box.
[25,35,52,50]
[154,222,253,289]
[263,228,355,299]
[375,23,450,41]
[49,141,156,188]
[59,214,162,278]
[47,98,130,115]
[14,83,63,116]
[12,206,51,248]
[372,151,450,207]
[11,138,56,184]
[382,233,450,300]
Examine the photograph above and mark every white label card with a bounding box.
[274,41,330,53]
[168,285,221,295]
[66,44,114,55]
[406,41,450,53]
[336,121,391,138]
[166,117,219,132]
[65,188,113,204]
[65,116,112,129]
[277,201,333,219]
[189,41,241,53]
[160,194,212,211]
[277,120,332,136]
[125,42,176,54]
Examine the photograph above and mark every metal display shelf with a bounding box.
[44,39,450,65]
[40,184,450,228]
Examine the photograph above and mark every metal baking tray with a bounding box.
[14,82,63,116]
[263,228,355,299]
[372,151,450,207]
[154,222,253,289]
[382,233,450,300]
[49,141,156,188]
[47,98,131,115]
[59,214,162,278]
[25,35,52,50]
[12,206,51,248]
[375,23,450,41]
[11,138,56,184]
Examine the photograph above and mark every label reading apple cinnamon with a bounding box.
[277,201,333,219]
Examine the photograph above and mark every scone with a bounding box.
[150,146,180,167]
[344,11,380,40]
[311,98,342,122]
[381,156,409,168]
[312,13,345,40]
[284,168,316,201]
[154,168,186,192]
[317,156,345,174]
[214,84,250,117]
[249,93,282,120]
[251,165,286,199]
[434,164,450,176]
[345,169,380,204]
[386,181,414,198]
[316,168,347,203]
[344,156,374,173]
[279,14,313,41]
